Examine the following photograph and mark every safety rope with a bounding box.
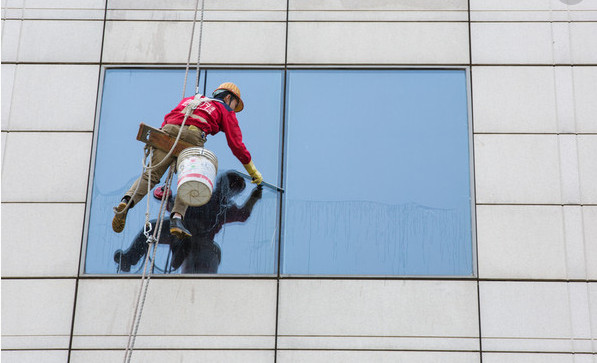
[194,0,206,94]
[549,3,595,358]
[122,1,206,361]
[563,3,596,356]
[123,163,174,363]
[548,3,577,357]
[182,0,206,98]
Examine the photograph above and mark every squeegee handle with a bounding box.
[233,171,284,193]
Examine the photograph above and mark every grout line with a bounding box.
[3,276,596,283]
[3,16,597,23]
[66,0,108,362]
[4,62,597,67]
[468,1,484,360]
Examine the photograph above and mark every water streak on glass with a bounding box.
[283,69,473,276]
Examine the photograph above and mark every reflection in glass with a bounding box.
[114,171,267,274]
[87,68,473,276]
[85,69,282,274]
[283,70,473,276]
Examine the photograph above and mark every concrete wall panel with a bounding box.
[72,279,277,349]
[1,64,16,129]
[574,66,597,133]
[472,65,595,134]
[289,0,468,21]
[474,134,561,204]
[578,135,597,204]
[70,349,274,363]
[477,205,566,279]
[103,21,286,64]
[480,281,595,352]
[571,22,597,64]
[287,22,469,64]
[1,203,84,277]
[4,0,105,20]
[1,279,75,349]
[1,132,92,202]
[477,205,597,280]
[1,132,7,167]
[1,20,22,62]
[107,0,286,21]
[562,206,591,280]
[483,352,581,363]
[472,66,557,133]
[1,350,69,363]
[590,283,597,346]
[583,207,597,279]
[8,65,99,131]
[471,22,553,64]
[471,0,597,21]
[277,350,480,363]
[198,22,286,64]
[278,280,479,350]
[17,20,103,62]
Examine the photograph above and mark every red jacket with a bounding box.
[162,96,251,164]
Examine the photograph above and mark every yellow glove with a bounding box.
[243,160,263,185]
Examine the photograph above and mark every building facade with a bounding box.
[2,1,596,362]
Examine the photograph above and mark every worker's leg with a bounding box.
[167,124,206,239]
[169,125,206,219]
[113,147,173,233]
[123,122,207,205]
[114,123,205,235]
[125,147,173,206]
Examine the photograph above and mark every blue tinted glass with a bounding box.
[85,68,282,274]
[283,70,473,276]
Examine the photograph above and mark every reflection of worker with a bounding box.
[114,171,262,274]
[112,83,263,239]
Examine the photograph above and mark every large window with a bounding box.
[85,68,473,276]
[283,70,473,276]
[85,68,283,274]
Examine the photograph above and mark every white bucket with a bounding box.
[176,147,218,206]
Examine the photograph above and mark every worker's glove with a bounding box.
[243,160,263,185]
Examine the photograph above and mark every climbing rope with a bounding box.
[182,0,206,98]
[194,0,206,94]
[122,0,206,361]
[123,163,174,363]
[549,3,596,357]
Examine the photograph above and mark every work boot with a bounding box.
[170,217,191,239]
[112,200,130,233]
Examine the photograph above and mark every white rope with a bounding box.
[182,0,206,98]
[548,2,576,356]
[122,1,207,361]
[563,2,597,357]
[195,0,206,94]
[548,3,595,359]
[123,165,175,363]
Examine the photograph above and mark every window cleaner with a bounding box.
[112,82,263,239]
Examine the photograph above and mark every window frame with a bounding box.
[81,65,477,279]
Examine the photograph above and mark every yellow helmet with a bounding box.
[213,82,244,112]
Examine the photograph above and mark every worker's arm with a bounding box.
[219,108,263,184]
[220,110,251,163]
